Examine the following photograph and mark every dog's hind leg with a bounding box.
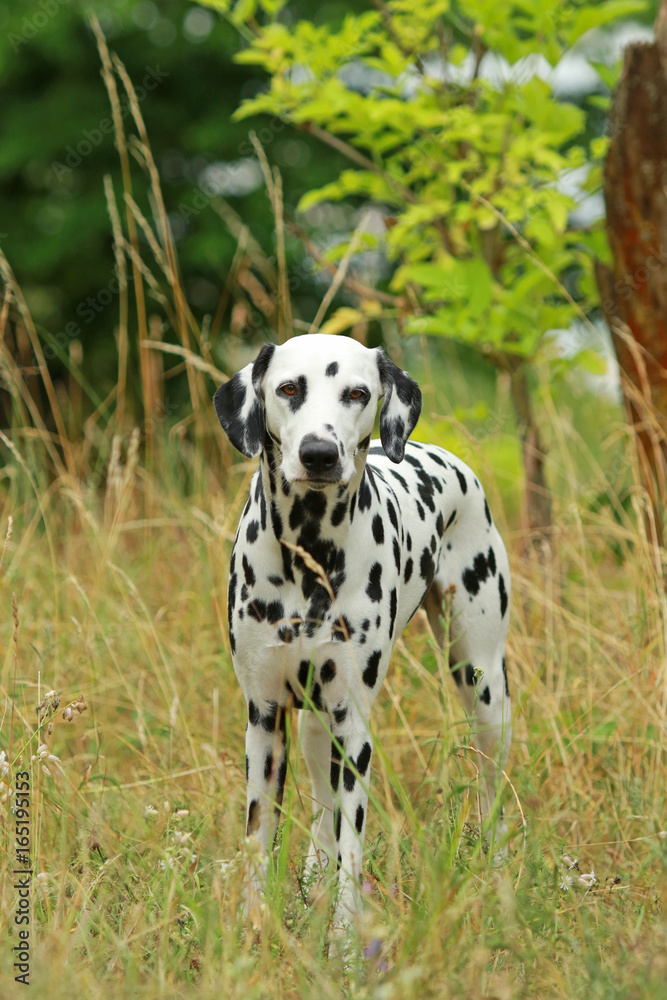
[424,578,512,844]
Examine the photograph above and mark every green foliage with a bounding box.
[218,0,648,365]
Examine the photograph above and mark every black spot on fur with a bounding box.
[499,573,508,618]
[487,547,496,576]
[260,702,285,734]
[358,473,372,512]
[356,742,372,776]
[343,763,356,793]
[333,705,348,725]
[484,498,492,525]
[330,738,343,789]
[298,660,312,690]
[436,512,444,537]
[247,798,260,835]
[355,804,364,834]
[465,663,476,686]
[321,659,337,683]
[503,657,510,697]
[428,450,448,468]
[363,649,381,688]
[271,502,283,539]
[248,700,260,726]
[404,557,413,583]
[289,496,305,530]
[286,374,308,413]
[480,685,491,705]
[334,808,342,841]
[453,466,468,494]
[473,551,489,585]
[372,514,384,544]
[242,554,255,586]
[366,563,383,602]
[285,681,303,709]
[325,361,339,377]
[276,756,287,804]
[303,489,327,521]
[420,547,435,586]
[264,751,273,781]
[266,600,284,624]
[332,615,355,641]
[246,520,259,543]
[268,574,283,587]
[386,499,399,533]
[393,537,401,572]
[331,499,348,526]
[248,599,267,622]
[389,588,397,637]
[415,501,425,521]
[390,470,409,491]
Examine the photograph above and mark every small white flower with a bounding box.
[0,750,8,779]
[37,744,48,756]
[578,870,597,887]
[174,831,191,846]
[144,804,158,818]
[41,765,52,777]
[36,872,49,884]
[560,874,573,891]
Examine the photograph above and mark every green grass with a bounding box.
[0,391,665,998]
[1,34,666,995]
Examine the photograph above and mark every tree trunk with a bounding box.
[595,4,667,549]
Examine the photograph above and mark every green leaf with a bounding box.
[570,348,608,375]
[319,307,365,335]
[564,0,648,46]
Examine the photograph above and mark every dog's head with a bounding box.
[214,335,422,487]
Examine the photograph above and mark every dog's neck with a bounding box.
[258,435,372,539]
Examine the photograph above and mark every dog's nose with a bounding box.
[299,435,339,475]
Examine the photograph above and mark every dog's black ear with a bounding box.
[213,344,275,458]
[376,349,422,463]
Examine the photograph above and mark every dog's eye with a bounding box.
[280,383,297,396]
[349,388,365,400]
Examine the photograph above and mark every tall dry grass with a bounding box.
[0,26,666,1000]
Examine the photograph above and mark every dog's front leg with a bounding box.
[330,707,373,930]
[243,699,288,918]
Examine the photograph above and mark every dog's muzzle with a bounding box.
[298,434,341,483]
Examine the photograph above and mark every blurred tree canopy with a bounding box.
[0,0,660,515]
[0,0,360,409]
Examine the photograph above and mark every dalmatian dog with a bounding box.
[214,334,511,930]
